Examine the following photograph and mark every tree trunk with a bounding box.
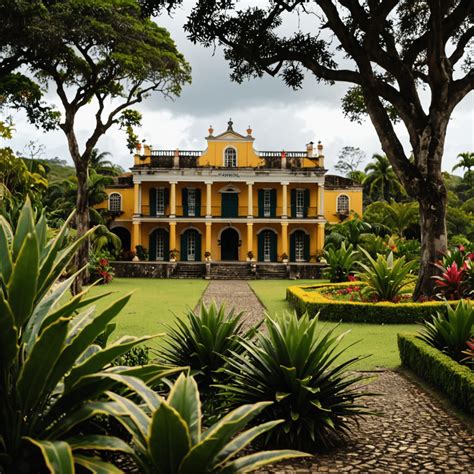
[413,182,447,300]
[71,159,90,294]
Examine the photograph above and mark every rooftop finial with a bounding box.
[227,118,234,131]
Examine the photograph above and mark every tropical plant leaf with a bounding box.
[24,438,74,474]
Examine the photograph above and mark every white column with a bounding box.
[205,182,212,217]
[247,182,254,217]
[318,184,325,217]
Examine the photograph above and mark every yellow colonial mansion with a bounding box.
[101,120,362,269]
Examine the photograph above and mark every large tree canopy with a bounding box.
[181,0,473,298]
[0,0,191,291]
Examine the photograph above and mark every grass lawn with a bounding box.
[86,278,208,349]
[249,280,415,371]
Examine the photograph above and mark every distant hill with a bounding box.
[41,158,76,182]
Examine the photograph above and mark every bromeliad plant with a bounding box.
[323,242,360,282]
[418,300,474,362]
[357,249,416,302]
[0,200,173,473]
[99,373,307,473]
[219,311,375,451]
[158,302,259,414]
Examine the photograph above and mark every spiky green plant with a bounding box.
[323,242,360,282]
[219,311,375,451]
[357,248,416,301]
[418,300,474,362]
[99,373,307,473]
[0,199,176,472]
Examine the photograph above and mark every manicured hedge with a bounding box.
[398,334,474,414]
[286,282,461,324]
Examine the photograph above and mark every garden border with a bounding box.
[398,333,474,414]
[286,282,461,324]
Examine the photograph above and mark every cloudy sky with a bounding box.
[6,4,474,174]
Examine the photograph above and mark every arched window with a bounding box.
[109,193,122,212]
[224,147,237,167]
[337,194,350,215]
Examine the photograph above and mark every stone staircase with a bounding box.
[172,263,205,279]
[210,263,253,280]
[256,264,289,279]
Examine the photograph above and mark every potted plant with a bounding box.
[170,248,179,262]
[204,251,212,262]
[247,250,255,262]
[281,252,289,264]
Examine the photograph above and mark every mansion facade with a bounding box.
[100,121,362,263]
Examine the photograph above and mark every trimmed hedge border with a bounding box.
[398,333,474,414]
[286,282,462,324]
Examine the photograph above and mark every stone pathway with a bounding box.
[197,280,265,328]
[199,281,474,473]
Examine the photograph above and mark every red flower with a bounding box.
[348,275,357,282]
[458,244,465,252]
[99,258,108,267]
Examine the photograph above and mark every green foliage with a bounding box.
[364,200,418,236]
[113,346,150,367]
[119,109,143,153]
[0,199,167,472]
[323,242,359,283]
[325,216,379,249]
[287,283,458,324]
[158,303,259,412]
[99,373,306,473]
[136,244,149,261]
[88,251,115,284]
[91,225,122,253]
[219,312,375,451]
[417,301,474,363]
[398,334,474,414]
[363,154,405,203]
[357,249,416,302]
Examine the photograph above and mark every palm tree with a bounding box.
[363,153,405,202]
[382,200,419,236]
[89,148,124,176]
[452,152,474,174]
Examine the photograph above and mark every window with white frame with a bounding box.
[263,231,272,262]
[187,231,196,261]
[108,193,122,212]
[156,188,165,215]
[156,232,165,261]
[296,189,305,218]
[337,194,350,214]
[295,232,305,262]
[188,188,196,216]
[263,189,271,217]
[224,147,237,167]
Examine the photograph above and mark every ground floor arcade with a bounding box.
[110,220,325,263]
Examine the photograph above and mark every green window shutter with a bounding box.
[181,232,187,261]
[270,232,277,262]
[195,189,201,217]
[182,188,188,216]
[270,189,277,217]
[149,231,157,260]
[195,231,202,261]
[258,190,264,217]
[150,188,157,216]
[304,233,310,261]
[257,232,264,262]
[290,232,296,262]
[304,189,310,217]
[290,189,296,218]
[164,230,170,261]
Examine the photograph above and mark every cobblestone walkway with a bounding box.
[197,280,266,327]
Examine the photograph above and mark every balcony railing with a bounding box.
[138,205,321,218]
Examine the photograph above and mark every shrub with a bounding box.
[357,249,416,302]
[433,261,470,300]
[135,244,148,261]
[398,334,474,414]
[100,373,306,473]
[89,250,115,283]
[462,338,474,367]
[219,312,375,451]
[113,345,150,366]
[0,200,169,472]
[323,242,359,282]
[417,300,474,362]
[287,282,464,324]
[158,302,259,414]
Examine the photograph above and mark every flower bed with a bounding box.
[286,282,462,324]
[398,334,474,414]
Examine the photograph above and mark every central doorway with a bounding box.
[220,228,239,261]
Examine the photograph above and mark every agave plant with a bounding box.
[99,373,306,473]
[418,300,474,362]
[219,312,375,451]
[158,302,259,405]
[357,248,416,301]
[323,242,360,282]
[0,200,175,472]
